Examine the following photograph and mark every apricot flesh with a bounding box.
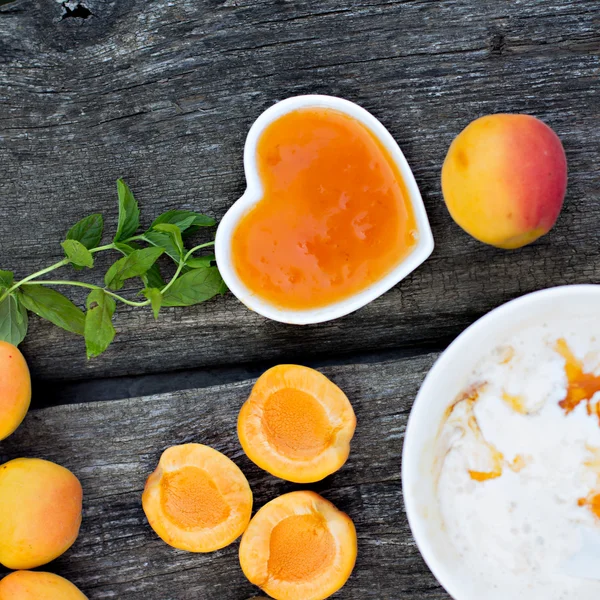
[0,342,31,441]
[239,491,357,600]
[442,114,567,249]
[0,571,87,600]
[238,365,356,483]
[0,458,82,570]
[142,443,253,552]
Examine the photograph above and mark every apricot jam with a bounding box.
[556,338,600,424]
[578,493,600,519]
[231,108,417,310]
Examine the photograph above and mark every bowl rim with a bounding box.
[401,283,600,599]
[214,94,434,325]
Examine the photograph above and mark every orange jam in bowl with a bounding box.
[231,108,418,311]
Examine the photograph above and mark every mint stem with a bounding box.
[0,234,216,315]
[24,280,150,308]
[90,243,116,254]
[184,241,215,262]
[159,262,184,295]
[158,242,216,296]
[0,242,124,303]
[0,258,70,303]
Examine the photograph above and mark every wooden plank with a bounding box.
[1,0,599,381]
[0,352,446,599]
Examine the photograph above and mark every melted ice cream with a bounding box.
[437,319,600,599]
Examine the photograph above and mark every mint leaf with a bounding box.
[104,247,164,291]
[152,213,197,235]
[114,179,140,242]
[162,266,225,307]
[185,253,215,268]
[0,293,28,346]
[0,270,14,288]
[114,242,135,255]
[66,214,104,249]
[151,210,215,234]
[143,230,181,263]
[115,242,165,289]
[61,239,94,269]
[20,285,85,335]
[142,287,162,320]
[153,223,184,258]
[144,263,166,290]
[218,279,227,296]
[84,289,116,358]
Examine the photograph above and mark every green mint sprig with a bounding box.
[0,179,225,358]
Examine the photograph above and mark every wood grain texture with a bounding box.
[0,0,599,381]
[0,353,443,599]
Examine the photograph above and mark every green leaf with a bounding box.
[114,179,140,242]
[143,230,181,263]
[151,210,215,234]
[114,242,135,255]
[0,293,28,346]
[84,289,116,359]
[0,270,14,288]
[104,247,164,291]
[20,285,85,336]
[185,253,215,268]
[153,213,197,235]
[61,239,94,268]
[217,277,228,296]
[142,287,162,320]
[115,242,165,288]
[153,223,184,258]
[162,266,225,307]
[66,214,104,249]
[144,263,166,289]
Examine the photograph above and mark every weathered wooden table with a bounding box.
[1,1,599,598]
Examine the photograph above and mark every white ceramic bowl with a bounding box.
[402,284,600,600]
[215,95,434,324]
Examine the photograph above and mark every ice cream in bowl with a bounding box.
[403,285,600,600]
[215,95,433,324]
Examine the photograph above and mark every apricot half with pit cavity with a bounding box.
[239,491,357,600]
[238,365,356,483]
[142,443,253,552]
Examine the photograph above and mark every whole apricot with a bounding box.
[0,571,87,600]
[0,342,31,441]
[442,114,567,249]
[0,458,83,569]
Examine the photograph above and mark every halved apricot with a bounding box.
[239,491,357,600]
[0,571,87,600]
[238,365,356,483]
[142,443,253,552]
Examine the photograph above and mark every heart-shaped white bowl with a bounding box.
[402,284,600,600]
[215,94,434,324]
